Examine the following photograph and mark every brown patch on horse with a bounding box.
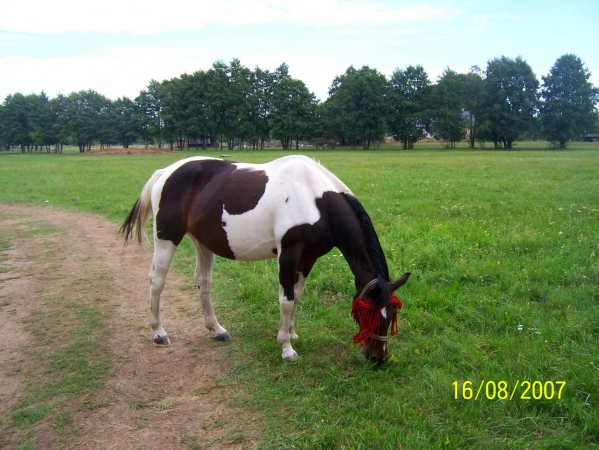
[219,166,268,215]
[156,159,269,260]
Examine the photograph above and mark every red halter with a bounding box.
[351,288,402,348]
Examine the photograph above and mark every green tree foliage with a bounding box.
[426,69,467,148]
[205,59,252,150]
[64,90,111,152]
[388,65,430,149]
[0,103,6,150]
[135,80,163,148]
[326,66,390,149]
[156,79,179,149]
[2,93,34,151]
[112,97,139,149]
[0,92,61,152]
[480,56,539,149]
[540,54,599,148]
[1,56,597,151]
[271,74,317,150]
[462,66,485,148]
[27,92,54,151]
[48,94,68,153]
[247,67,275,149]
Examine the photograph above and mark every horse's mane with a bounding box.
[342,193,391,309]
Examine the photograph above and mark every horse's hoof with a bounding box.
[290,333,299,340]
[154,335,171,346]
[215,332,232,342]
[282,351,299,361]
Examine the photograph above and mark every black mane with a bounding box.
[342,193,392,308]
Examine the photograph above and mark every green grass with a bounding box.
[0,143,597,449]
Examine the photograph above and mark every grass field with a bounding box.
[1,143,598,449]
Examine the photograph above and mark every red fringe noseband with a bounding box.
[351,293,402,347]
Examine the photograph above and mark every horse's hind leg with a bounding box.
[149,238,177,345]
[190,237,231,341]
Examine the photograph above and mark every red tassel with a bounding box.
[351,293,402,347]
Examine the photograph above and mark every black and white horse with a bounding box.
[121,155,410,363]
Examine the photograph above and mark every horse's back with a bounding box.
[152,155,351,260]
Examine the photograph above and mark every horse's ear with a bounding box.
[389,272,411,292]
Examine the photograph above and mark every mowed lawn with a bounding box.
[1,144,598,449]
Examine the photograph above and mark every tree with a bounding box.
[480,56,539,149]
[146,80,165,147]
[156,79,180,150]
[0,103,6,150]
[48,94,68,153]
[136,80,164,148]
[26,92,56,151]
[2,93,33,151]
[204,59,253,150]
[247,66,275,149]
[113,97,139,148]
[462,66,485,148]
[540,54,599,148]
[64,90,110,152]
[388,65,430,149]
[270,76,317,150]
[426,69,467,148]
[326,66,390,149]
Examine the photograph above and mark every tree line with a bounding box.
[0,54,597,152]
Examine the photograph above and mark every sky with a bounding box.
[1,0,598,102]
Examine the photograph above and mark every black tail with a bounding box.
[120,199,143,244]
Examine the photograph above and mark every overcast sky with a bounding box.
[1,0,597,102]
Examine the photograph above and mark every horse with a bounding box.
[120,155,410,363]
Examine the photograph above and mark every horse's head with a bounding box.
[352,272,411,364]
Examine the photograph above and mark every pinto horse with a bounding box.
[120,155,410,363]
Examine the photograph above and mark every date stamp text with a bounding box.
[452,380,566,400]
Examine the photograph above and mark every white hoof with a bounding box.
[290,333,299,340]
[153,334,171,346]
[282,350,299,361]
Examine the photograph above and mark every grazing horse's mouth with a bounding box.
[363,345,387,365]
[351,275,410,362]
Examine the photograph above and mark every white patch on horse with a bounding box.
[222,155,352,260]
[380,306,388,319]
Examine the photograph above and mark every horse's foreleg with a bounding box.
[289,260,315,341]
[149,238,177,345]
[277,247,304,360]
[288,273,307,340]
[278,285,298,360]
[191,239,230,341]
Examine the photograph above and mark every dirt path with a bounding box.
[0,204,258,449]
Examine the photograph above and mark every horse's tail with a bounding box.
[120,168,165,245]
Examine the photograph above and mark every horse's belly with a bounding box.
[222,212,277,261]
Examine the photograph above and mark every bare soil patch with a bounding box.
[0,204,258,449]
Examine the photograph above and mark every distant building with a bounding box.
[583,134,599,142]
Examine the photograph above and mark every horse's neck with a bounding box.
[330,199,377,290]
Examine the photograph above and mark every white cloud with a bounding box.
[0,0,458,34]
[0,50,211,100]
